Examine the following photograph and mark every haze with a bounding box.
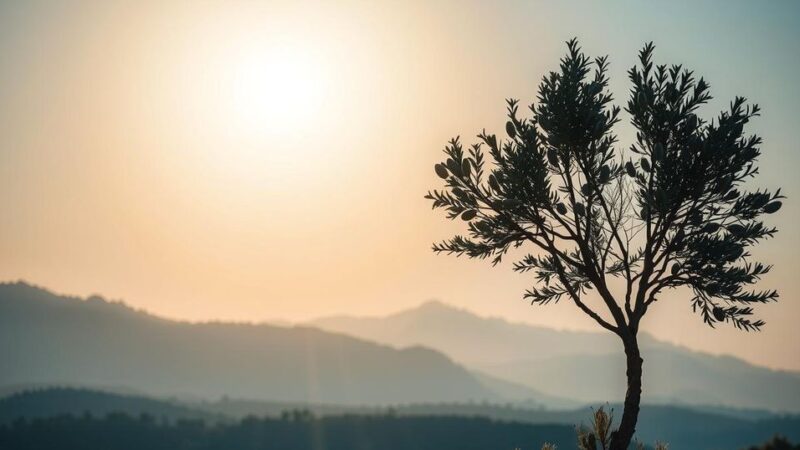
[1,0,798,371]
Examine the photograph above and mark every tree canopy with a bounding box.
[426,39,783,335]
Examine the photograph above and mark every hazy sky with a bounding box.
[1,0,799,371]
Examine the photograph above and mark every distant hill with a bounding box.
[312,301,800,412]
[3,388,799,450]
[0,282,509,405]
[313,300,622,365]
[0,388,220,424]
[481,350,800,413]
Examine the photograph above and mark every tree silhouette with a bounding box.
[425,39,783,450]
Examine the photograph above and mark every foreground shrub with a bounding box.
[535,407,667,450]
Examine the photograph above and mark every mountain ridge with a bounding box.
[5,281,798,412]
[0,282,514,406]
[311,299,800,412]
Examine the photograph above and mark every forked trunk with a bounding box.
[609,335,643,450]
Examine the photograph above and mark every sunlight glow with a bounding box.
[227,43,326,137]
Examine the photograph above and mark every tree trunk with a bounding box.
[610,335,643,450]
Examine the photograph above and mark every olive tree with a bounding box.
[425,40,783,450]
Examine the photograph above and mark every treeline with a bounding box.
[745,436,800,450]
[0,411,575,450]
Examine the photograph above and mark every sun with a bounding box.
[227,43,326,137]
[177,30,349,187]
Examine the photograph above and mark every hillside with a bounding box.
[313,300,621,364]
[0,282,504,405]
[312,301,800,412]
[0,388,220,424]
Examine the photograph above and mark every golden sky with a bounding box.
[1,0,799,370]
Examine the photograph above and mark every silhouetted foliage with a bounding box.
[426,39,784,450]
[0,412,576,450]
[744,436,800,450]
[3,409,794,450]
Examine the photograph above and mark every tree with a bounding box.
[425,39,784,450]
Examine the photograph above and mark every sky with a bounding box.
[0,0,799,371]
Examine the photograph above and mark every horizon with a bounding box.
[1,0,799,375]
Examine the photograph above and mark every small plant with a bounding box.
[574,406,666,450]
[576,407,613,450]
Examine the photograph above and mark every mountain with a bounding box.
[0,282,507,405]
[313,300,623,365]
[480,349,800,413]
[312,300,800,412]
